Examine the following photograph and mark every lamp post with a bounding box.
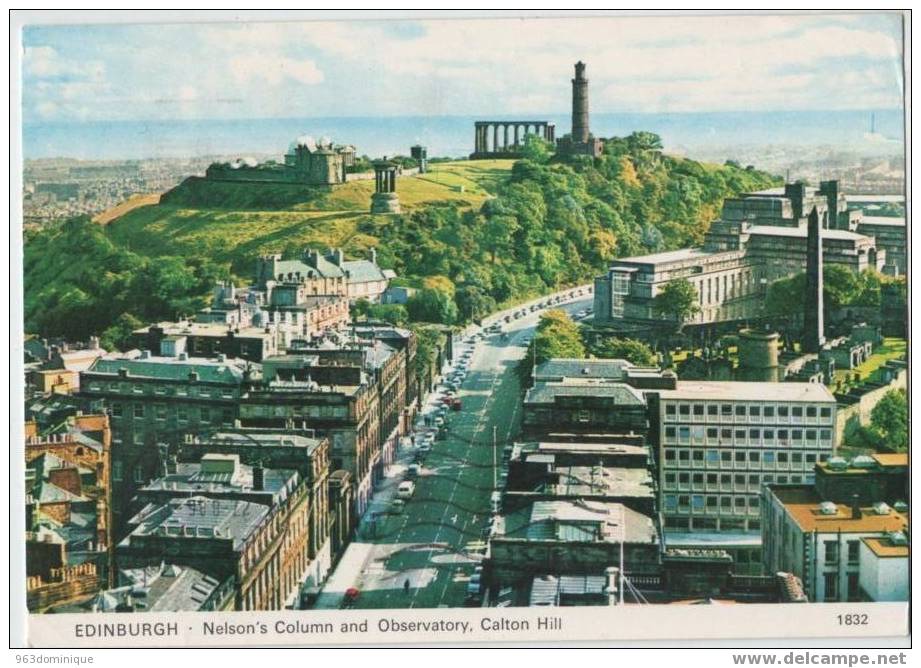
[492,425,498,490]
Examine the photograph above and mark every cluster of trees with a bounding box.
[850,388,908,452]
[366,132,777,326]
[765,265,905,321]
[24,216,228,350]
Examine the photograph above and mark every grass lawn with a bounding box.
[834,337,906,385]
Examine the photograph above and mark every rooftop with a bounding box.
[747,225,869,242]
[505,499,657,545]
[525,379,647,406]
[342,258,388,283]
[534,358,637,381]
[658,380,836,403]
[139,320,276,339]
[859,216,906,227]
[613,247,713,266]
[88,354,253,384]
[189,430,324,452]
[125,496,268,550]
[518,441,649,458]
[540,464,654,499]
[140,459,298,505]
[768,486,909,534]
[862,535,909,559]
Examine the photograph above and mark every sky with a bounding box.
[21,13,905,124]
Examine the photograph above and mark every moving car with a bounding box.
[397,481,416,499]
[390,499,405,514]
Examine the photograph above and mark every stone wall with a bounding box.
[27,563,99,611]
[835,367,906,444]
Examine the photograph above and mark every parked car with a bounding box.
[405,464,421,480]
[390,499,405,514]
[397,481,415,499]
[452,398,462,411]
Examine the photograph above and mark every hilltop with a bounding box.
[24,134,780,345]
[105,160,515,274]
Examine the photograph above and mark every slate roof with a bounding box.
[342,259,388,283]
[88,355,250,384]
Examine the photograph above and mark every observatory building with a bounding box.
[206,135,356,187]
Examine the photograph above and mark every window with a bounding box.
[847,541,860,564]
[133,404,145,418]
[665,473,676,485]
[720,497,731,508]
[750,406,761,418]
[692,451,704,462]
[679,450,690,462]
[735,429,746,442]
[692,495,705,510]
[824,573,838,601]
[111,402,123,418]
[778,406,789,418]
[792,453,803,464]
[721,428,732,440]
[201,408,210,424]
[665,450,676,462]
[178,407,188,422]
[707,473,718,484]
[749,428,760,442]
[825,541,839,564]
[679,473,690,484]
[706,427,718,439]
[749,497,760,508]
[735,405,746,417]
[748,474,759,485]
[692,473,704,485]
[679,404,690,416]
[735,497,746,508]
[749,452,760,462]
[664,495,678,511]
[156,404,167,421]
[665,426,676,439]
[764,452,776,464]
[820,407,831,419]
[720,474,731,485]
[734,474,746,485]
[678,495,690,509]
[777,475,788,484]
[666,404,676,416]
[792,406,803,418]
[847,574,860,602]
[792,429,803,442]
[113,461,123,481]
[707,405,718,417]
[820,429,831,442]
[706,496,718,508]
[778,429,789,443]
[706,450,719,463]
[806,406,817,418]
[778,453,789,463]
[806,453,817,464]
[763,406,775,418]
[721,404,732,416]
[133,465,145,484]
[693,404,704,416]
[806,430,817,442]
[678,427,690,443]
[721,451,732,463]
[735,451,746,462]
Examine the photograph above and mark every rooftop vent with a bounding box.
[819,501,838,515]
[850,455,877,469]
[826,456,848,471]
[893,500,908,512]
[886,531,908,546]
[872,502,891,516]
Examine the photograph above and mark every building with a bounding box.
[489,499,660,585]
[594,182,886,332]
[761,486,909,602]
[856,216,906,276]
[80,352,256,533]
[133,321,283,363]
[239,377,380,516]
[174,429,338,589]
[340,249,395,303]
[25,414,114,611]
[653,381,838,538]
[49,563,235,613]
[857,531,909,602]
[504,441,656,516]
[522,379,650,438]
[118,495,298,610]
[205,135,356,186]
[814,452,908,506]
[556,62,604,158]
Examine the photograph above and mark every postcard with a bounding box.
[11,9,910,650]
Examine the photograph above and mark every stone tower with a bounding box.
[803,206,825,353]
[572,61,590,144]
[370,161,401,214]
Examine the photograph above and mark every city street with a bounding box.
[315,294,592,609]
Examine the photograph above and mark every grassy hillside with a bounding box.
[106,159,515,274]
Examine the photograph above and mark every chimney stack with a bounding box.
[253,464,265,491]
[851,493,862,520]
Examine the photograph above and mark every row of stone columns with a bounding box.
[474,122,555,153]
[374,166,397,193]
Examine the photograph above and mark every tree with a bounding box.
[366,303,408,326]
[406,288,458,325]
[591,336,656,366]
[533,310,586,363]
[521,134,552,163]
[870,388,908,451]
[653,279,700,331]
[455,285,496,323]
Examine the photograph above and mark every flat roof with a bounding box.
[613,248,713,265]
[663,531,762,548]
[534,358,638,381]
[659,380,835,403]
[872,453,909,468]
[530,441,649,456]
[859,216,906,227]
[862,536,909,558]
[769,486,909,534]
[747,225,869,242]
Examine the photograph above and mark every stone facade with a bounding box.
[470,121,556,159]
[205,136,356,187]
[594,182,886,332]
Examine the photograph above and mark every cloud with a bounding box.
[20,13,905,123]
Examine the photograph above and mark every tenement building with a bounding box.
[25,415,114,611]
[80,352,256,534]
[594,182,887,331]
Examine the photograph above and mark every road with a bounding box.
[315,295,593,610]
